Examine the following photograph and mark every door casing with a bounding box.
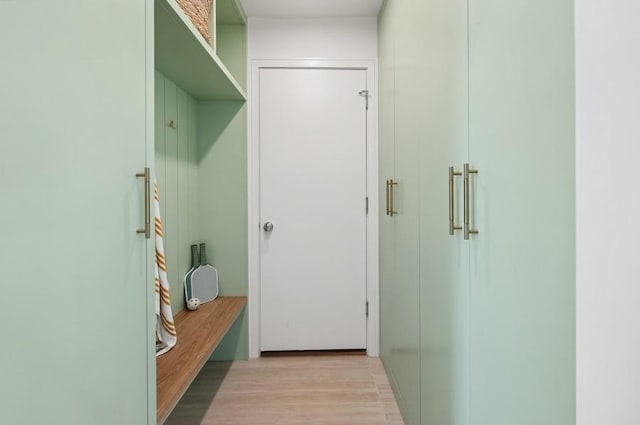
[247,60,379,358]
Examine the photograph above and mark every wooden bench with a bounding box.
[156,296,247,424]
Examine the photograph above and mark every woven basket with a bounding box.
[176,0,213,44]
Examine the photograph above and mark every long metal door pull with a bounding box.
[385,180,391,216]
[449,167,462,235]
[463,163,479,240]
[389,179,398,216]
[136,167,151,239]
[387,179,398,217]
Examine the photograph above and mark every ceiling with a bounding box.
[239,0,384,18]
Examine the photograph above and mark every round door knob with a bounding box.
[263,222,274,232]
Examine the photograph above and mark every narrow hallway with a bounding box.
[165,356,405,425]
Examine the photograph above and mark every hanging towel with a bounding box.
[154,178,177,356]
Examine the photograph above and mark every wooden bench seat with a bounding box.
[156,296,247,424]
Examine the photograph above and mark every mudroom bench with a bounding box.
[156,296,246,424]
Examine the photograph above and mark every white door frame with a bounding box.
[248,59,379,358]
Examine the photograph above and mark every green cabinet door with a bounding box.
[391,0,423,422]
[379,0,421,423]
[0,2,153,424]
[378,0,398,374]
[467,0,576,424]
[416,0,470,423]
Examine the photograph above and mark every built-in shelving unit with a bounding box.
[154,0,249,422]
[155,0,246,100]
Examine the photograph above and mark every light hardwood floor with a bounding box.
[165,356,405,425]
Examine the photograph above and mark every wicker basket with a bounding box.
[176,0,213,44]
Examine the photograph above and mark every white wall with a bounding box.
[248,17,378,60]
[576,1,640,424]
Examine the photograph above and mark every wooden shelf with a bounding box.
[156,296,246,424]
[155,0,246,101]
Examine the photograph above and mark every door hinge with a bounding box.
[366,301,369,318]
[358,90,369,110]
[365,197,369,214]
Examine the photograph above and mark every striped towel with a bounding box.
[154,178,177,356]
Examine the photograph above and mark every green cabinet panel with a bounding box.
[164,78,181,314]
[378,0,397,374]
[380,0,471,423]
[155,72,201,314]
[216,25,248,90]
[0,2,152,424]
[198,101,249,360]
[378,0,575,424]
[416,0,470,423]
[378,0,398,376]
[379,0,421,423]
[468,0,576,423]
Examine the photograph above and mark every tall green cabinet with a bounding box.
[0,2,154,424]
[379,0,421,423]
[0,0,247,424]
[378,0,575,424]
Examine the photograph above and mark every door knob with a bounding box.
[263,222,274,232]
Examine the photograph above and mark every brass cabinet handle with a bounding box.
[136,167,151,239]
[463,163,479,240]
[386,180,391,216]
[389,179,398,216]
[449,167,462,235]
[385,179,399,217]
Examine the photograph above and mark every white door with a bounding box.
[259,68,368,351]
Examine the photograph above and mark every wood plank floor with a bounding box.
[165,356,405,425]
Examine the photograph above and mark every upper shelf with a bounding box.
[155,0,246,101]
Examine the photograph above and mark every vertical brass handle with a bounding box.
[463,163,479,240]
[136,168,151,239]
[389,179,398,216]
[386,180,391,216]
[449,167,462,235]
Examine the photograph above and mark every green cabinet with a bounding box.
[0,2,154,424]
[380,0,469,423]
[0,0,247,423]
[379,2,421,423]
[416,0,471,423]
[378,0,575,424]
[468,0,575,423]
